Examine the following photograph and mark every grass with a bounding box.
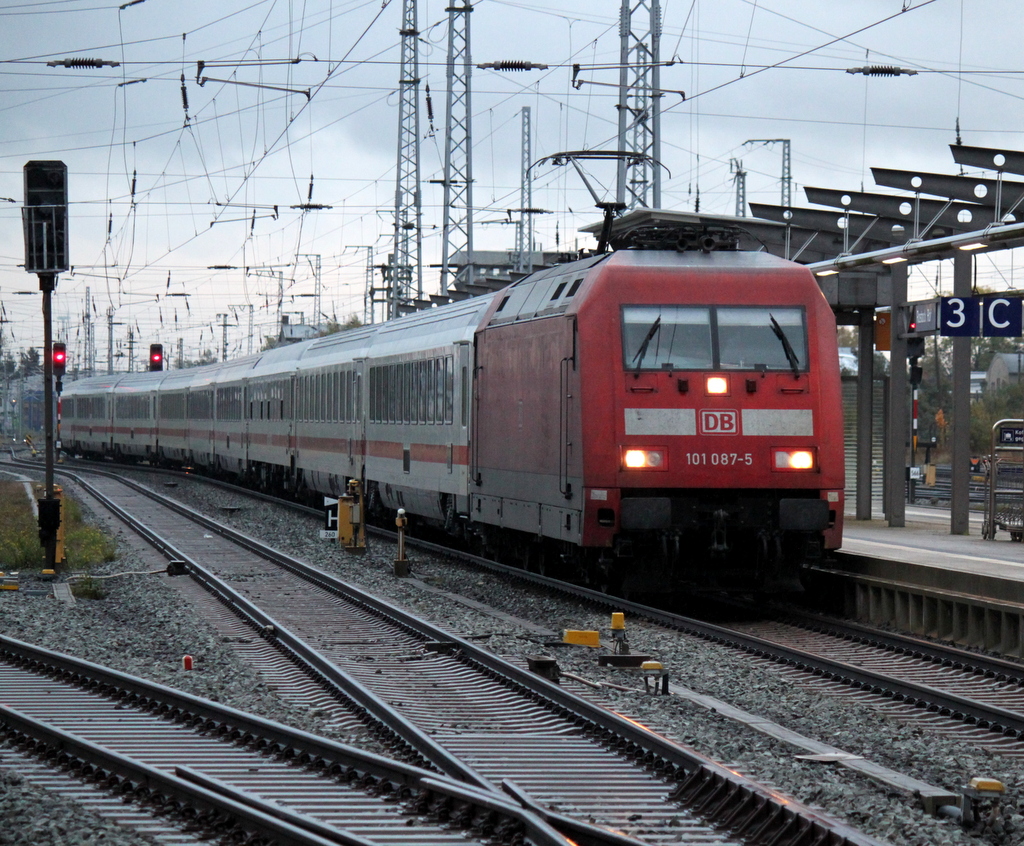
[0,481,117,575]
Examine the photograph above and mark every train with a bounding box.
[61,217,845,594]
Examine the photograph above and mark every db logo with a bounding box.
[699,409,738,435]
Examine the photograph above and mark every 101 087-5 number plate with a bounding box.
[686,452,753,466]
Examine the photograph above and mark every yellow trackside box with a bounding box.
[563,630,601,647]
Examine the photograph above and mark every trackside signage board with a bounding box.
[999,426,1024,445]
[940,296,1023,337]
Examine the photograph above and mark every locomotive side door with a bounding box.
[559,316,579,500]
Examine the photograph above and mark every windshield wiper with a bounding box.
[769,314,801,378]
[632,316,661,371]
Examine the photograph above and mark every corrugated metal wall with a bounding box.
[842,377,886,507]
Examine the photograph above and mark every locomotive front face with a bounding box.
[576,252,845,592]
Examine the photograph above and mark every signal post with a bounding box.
[22,160,68,569]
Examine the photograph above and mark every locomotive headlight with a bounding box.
[773,448,816,470]
[623,448,666,469]
[706,376,729,395]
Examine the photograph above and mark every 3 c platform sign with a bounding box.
[940,296,1023,337]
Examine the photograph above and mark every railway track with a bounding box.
[1,458,886,846]
[0,634,574,846]
[722,610,1024,756]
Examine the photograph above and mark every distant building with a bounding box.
[280,314,318,344]
[838,347,858,375]
[985,352,1024,391]
[971,371,988,397]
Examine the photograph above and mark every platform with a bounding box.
[819,505,1024,655]
[842,505,1024,585]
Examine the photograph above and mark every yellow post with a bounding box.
[337,479,366,553]
[394,508,409,577]
[54,485,66,567]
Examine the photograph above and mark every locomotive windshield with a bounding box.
[622,305,807,372]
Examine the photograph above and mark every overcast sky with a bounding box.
[1,0,1021,367]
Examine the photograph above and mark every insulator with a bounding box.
[49,58,114,68]
[480,60,548,71]
[865,66,902,76]
[847,65,917,77]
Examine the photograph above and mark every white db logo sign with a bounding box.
[700,409,738,435]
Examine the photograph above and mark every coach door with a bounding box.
[352,359,366,478]
[243,382,250,471]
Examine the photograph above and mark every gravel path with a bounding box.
[2,467,1021,846]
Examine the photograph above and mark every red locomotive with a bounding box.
[63,214,844,594]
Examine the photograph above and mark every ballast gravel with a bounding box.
[2,467,1022,846]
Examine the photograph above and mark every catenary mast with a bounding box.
[439,3,474,291]
[616,0,662,209]
[390,0,423,317]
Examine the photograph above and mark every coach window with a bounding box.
[415,358,423,421]
[374,367,382,423]
[444,357,454,424]
[403,363,410,423]
[425,360,434,423]
[717,307,807,372]
[388,365,396,423]
[622,306,713,370]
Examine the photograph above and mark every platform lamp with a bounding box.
[22,160,68,570]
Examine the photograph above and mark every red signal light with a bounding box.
[52,342,67,377]
[149,343,164,371]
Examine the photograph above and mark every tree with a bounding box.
[834,326,889,377]
[181,349,217,368]
[971,334,1018,371]
[970,381,1024,453]
[316,314,363,337]
[17,348,41,378]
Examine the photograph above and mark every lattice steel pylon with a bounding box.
[391,0,423,317]
[513,106,532,275]
[745,138,792,209]
[439,3,474,292]
[616,0,662,209]
[731,158,747,218]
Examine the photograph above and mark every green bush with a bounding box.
[0,482,116,571]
